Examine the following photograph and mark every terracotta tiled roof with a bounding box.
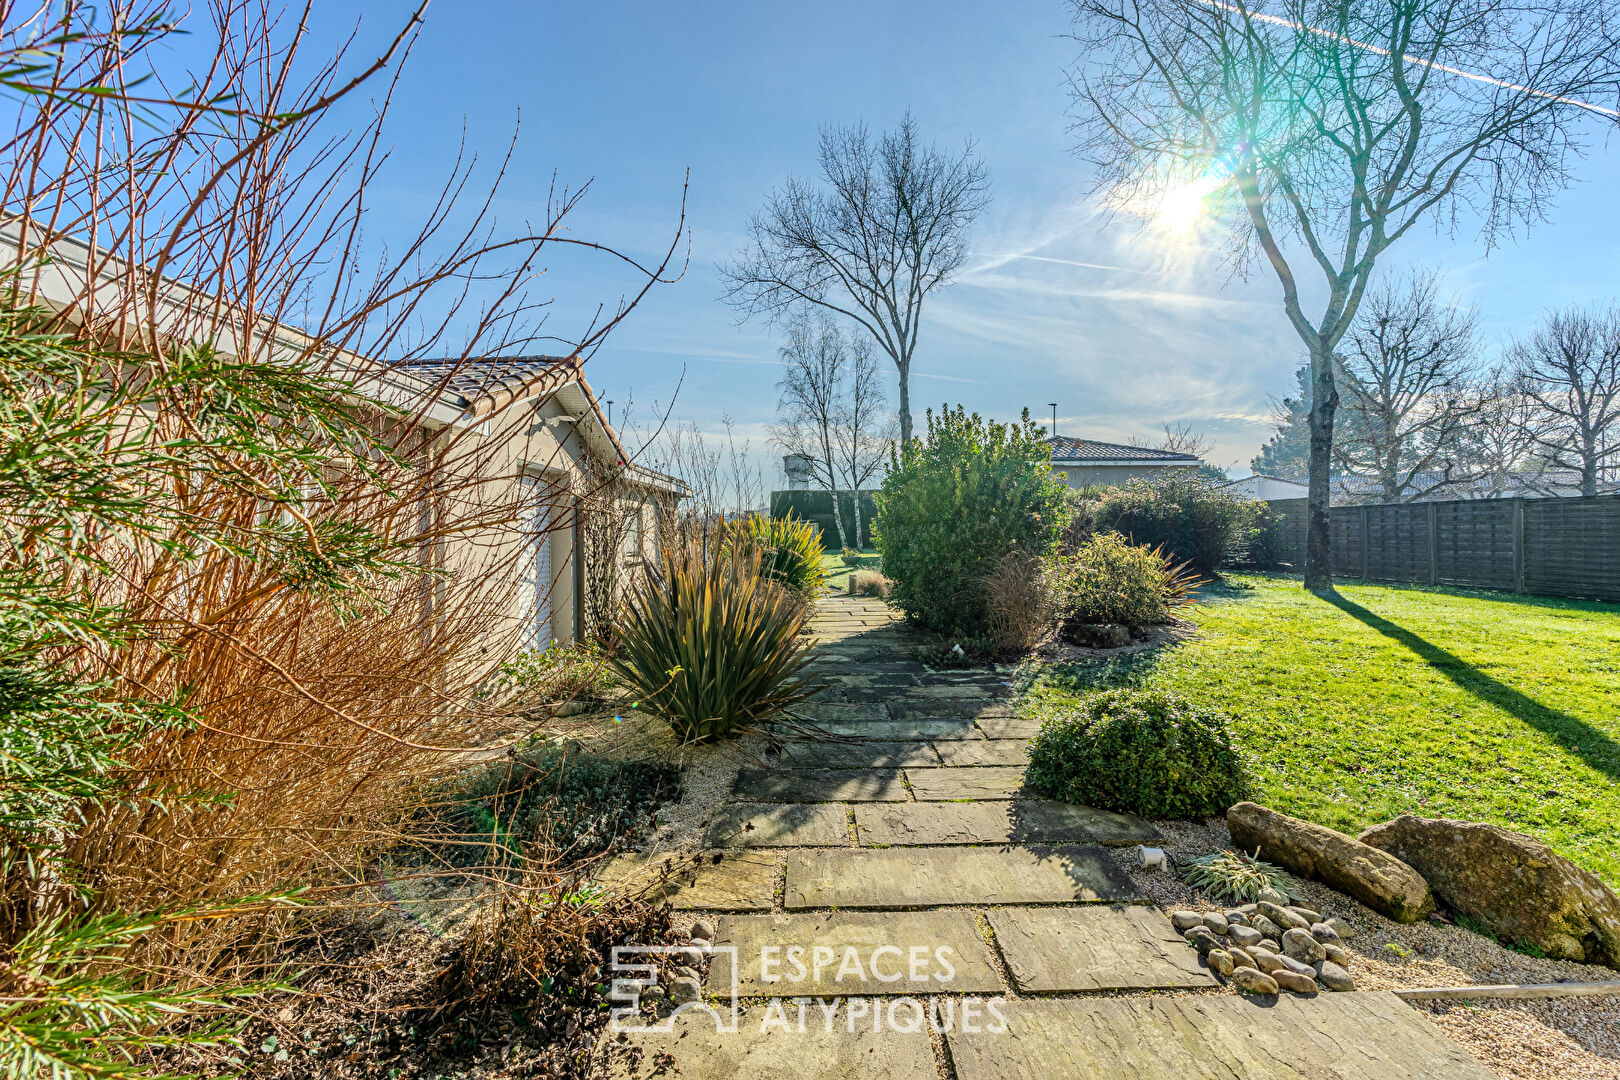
[1048,436,1200,463]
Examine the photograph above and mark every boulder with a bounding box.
[689,918,716,941]
[1272,969,1319,995]
[1202,911,1230,935]
[1257,901,1309,932]
[1207,949,1235,977]
[1227,802,1434,923]
[1171,910,1203,931]
[1230,967,1279,996]
[1323,943,1351,967]
[1228,947,1258,970]
[670,976,702,1003]
[1282,927,1327,965]
[1228,924,1263,949]
[1359,814,1620,968]
[1316,960,1355,991]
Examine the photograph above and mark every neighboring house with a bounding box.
[1221,474,1310,500]
[6,221,685,655]
[1047,436,1202,487]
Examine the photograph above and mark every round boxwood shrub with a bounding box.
[1025,689,1251,819]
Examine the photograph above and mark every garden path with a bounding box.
[598,593,1496,1079]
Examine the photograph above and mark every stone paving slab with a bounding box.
[987,905,1215,991]
[599,1007,939,1080]
[732,768,908,803]
[946,992,1495,1080]
[706,803,852,847]
[807,719,984,741]
[975,716,1044,739]
[933,739,1030,766]
[795,702,889,722]
[906,684,1000,700]
[784,845,1138,909]
[906,766,1029,800]
[707,910,1003,996]
[597,850,777,910]
[888,700,1016,720]
[854,800,1158,847]
[775,741,941,769]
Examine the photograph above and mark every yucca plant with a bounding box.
[1150,544,1207,606]
[725,513,828,596]
[610,542,820,742]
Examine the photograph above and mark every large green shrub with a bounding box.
[1084,476,1253,577]
[875,406,1071,636]
[1025,689,1251,819]
[726,512,828,596]
[609,541,819,742]
[1058,533,1170,626]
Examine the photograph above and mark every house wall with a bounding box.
[417,391,676,669]
[1053,462,1200,488]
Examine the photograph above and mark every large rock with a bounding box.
[1227,803,1434,924]
[1360,815,1620,968]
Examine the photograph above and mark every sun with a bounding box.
[1157,174,1223,233]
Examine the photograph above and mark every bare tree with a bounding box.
[771,315,896,549]
[773,314,854,548]
[1456,372,1558,495]
[1333,269,1480,500]
[837,334,896,546]
[1159,422,1213,458]
[1510,303,1620,496]
[720,113,990,446]
[1067,0,1620,589]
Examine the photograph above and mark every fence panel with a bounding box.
[1434,500,1517,590]
[1523,497,1620,602]
[1263,493,1620,604]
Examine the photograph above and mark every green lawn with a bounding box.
[1023,574,1620,886]
[821,549,880,592]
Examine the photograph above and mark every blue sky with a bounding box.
[321,1,1620,478]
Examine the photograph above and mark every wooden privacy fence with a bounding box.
[1263,495,1620,603]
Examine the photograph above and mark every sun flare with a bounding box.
[1157,174,1223,233]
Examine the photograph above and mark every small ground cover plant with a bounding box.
[1026,688,1251,818]
[500,641,619,707]
[434,744,681,868]
[1182,849,1302,903]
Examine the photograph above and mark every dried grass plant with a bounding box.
[982,550,1057,651]
[0,0,686,996]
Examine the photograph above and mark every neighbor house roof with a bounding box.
[1048,436,1201,466]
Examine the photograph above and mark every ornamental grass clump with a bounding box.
[1182,849,1302,904]
[610,542,820,742]
[1025,688,1251,819]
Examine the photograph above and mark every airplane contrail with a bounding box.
[1191,0,1620,119]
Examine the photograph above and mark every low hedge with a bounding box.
[1026,688,1251,819]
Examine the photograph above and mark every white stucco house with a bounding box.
[1220,473,1311,500]
[1048,436,1202,487]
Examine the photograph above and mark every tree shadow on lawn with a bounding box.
[1320,591,1620,782]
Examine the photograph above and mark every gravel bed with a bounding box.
[1119,817,1620,1079]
